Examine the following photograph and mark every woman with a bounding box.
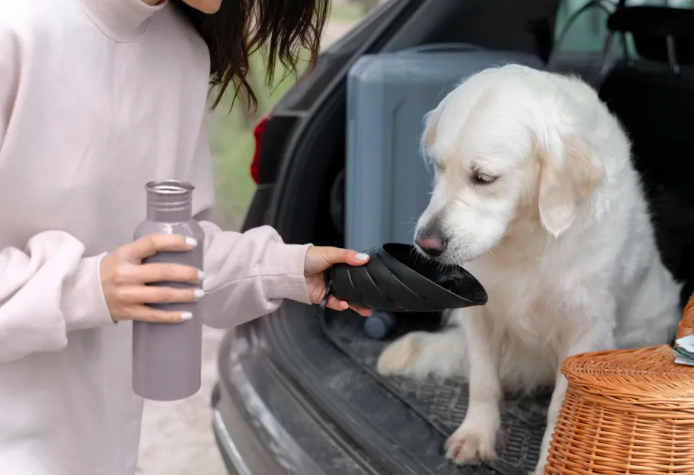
[0,0,369,474]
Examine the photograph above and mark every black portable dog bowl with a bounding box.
[328,243,487,312]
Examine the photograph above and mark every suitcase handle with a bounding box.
[400,43,482,54]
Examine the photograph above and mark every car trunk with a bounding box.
[220,2,694,475]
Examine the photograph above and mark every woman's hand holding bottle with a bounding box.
[101,235,202,324]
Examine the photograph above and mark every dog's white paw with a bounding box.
[376,333,423,376]
[445,426,498,465]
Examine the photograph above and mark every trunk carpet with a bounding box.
[321,310,552,475]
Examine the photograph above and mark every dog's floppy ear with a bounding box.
[421,107,441,150]
[537,133,603,237]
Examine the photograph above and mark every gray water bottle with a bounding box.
[132,180,205,401]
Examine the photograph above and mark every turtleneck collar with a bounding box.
[77,0,169,41]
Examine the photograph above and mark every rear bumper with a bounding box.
[211,398,242,475]
[211,325,378,475]
[211,381,265,475]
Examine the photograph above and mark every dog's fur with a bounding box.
[376,65,682,475]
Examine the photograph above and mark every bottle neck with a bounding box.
[147,205,192,222]
[145,180,194,223]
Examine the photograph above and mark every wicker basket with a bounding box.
[545,294,694,474]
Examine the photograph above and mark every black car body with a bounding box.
[212,1,694,474]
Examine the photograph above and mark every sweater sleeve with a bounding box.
[0,233,115,363]
[0,29,114,363]
[200,222,312,328]
[0,16,14,146]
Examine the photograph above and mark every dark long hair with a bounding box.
[173,0,330,110]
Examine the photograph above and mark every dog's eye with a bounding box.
[471,172,498,185]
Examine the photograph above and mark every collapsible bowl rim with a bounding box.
[379,243,488,306]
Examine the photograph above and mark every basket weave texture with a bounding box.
[545,295,694,474]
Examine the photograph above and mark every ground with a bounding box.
[135,12,361,475]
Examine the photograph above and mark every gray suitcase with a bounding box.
[345,45,545,252]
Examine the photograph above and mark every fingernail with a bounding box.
[355,253,369,261]
[198,270,205,281]
[341,302,349,310]
[181,312,193,321]
[186,237,198,248]
[194,288,205,299]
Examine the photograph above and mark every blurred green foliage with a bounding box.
[207,5,362,231]
[207,54,299,231]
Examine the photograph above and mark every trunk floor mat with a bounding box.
[321,311,551,475]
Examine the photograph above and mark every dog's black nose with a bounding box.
[415,233,446,257]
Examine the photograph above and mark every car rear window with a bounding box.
[555,0,694,54]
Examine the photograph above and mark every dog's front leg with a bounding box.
[532,322,616,475]
[446,309,501,464]
[532,370,568,475]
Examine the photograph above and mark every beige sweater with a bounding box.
[0,0,311,473]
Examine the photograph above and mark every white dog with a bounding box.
[376,65,681,475]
